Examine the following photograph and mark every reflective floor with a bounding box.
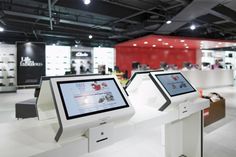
[0,87,236,157]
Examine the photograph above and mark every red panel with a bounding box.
[116,47,196,77]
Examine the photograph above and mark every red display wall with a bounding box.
[115,46,197,77]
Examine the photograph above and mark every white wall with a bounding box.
[46,45,71,76]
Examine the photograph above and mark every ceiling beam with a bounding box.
[102,0,166,17]
[48,0,53,30]
[3,10,125,32]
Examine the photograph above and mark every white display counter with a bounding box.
[182,69,234,89]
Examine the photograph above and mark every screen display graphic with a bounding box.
[155,73,196,97]
[57,78,129,119]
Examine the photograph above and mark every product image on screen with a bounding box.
[57,78,129,119]
[155,73,196,97]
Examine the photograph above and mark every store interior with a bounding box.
[1,0,236,157]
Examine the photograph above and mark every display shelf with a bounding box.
[0,44,17,93]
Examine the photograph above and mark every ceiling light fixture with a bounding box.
[89,34,93,39]
[83,0,91,5]
[158,38,162,41]
[186,46,189,49]
[152,45,156,47]
[75,44,78,48]
[133,43,137,47]
[180,40,185,43]
[190,24,196,30]
[0,26,4,32]
[218,42,222,45]
[164,43,169,45]
[166,20,172,24]
[170,45,173,48]
[144,41,148,44]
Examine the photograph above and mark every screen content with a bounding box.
[57,79,129,119]
[155,73,196,97]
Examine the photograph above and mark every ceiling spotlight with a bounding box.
[89,34,93,39]
[158,38,162,41]
[144,41,148,44]
[83,0,91,5]
[164,43,169,45]
[152,44,156,47]
[166,20,172,24]
[190,24,196,30]
[180,40,185,43]
[170,45,173,48]
[218,42,222,45]
[133,43,137,47]
[75,44,78,48]
[52,43,56,46]
[0,26,4,32]
[26,42,32,45]
[186,46,189,49]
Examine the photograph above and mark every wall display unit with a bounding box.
[201,50,236,78]
[46,46,71,76]
[17,42,46,86]
[71,47,93,74]
[50,75,135,142]
[93,48,115,74]
[0,44,17,92]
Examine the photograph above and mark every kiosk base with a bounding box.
[163,112,202,157]
[85,123,114,152]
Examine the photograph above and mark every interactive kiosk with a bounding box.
[126,71,209,157]
[50,75,135,151]
[37,74,99,120]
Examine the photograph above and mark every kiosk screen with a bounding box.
[57,78,129,119]
[155,73,196,97]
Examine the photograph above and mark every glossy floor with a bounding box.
[0,87,235,157]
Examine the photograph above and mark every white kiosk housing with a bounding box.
[50,75,135,151]
[37,74,100,120]
[126,71,209,157]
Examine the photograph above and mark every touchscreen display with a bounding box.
[155,73,196,97]
[57,78,129,119]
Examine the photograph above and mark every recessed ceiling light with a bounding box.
[164,43,169,45]
[190,24,196,30]
[184,43,188,46]
[218,42,222,45]
[75,44,78,47]
[158,38,162,41]
[144,41,148,44]
[166,20,172,24]
[170,45,173,48]
[52,43,56,46]
[89,34,93,39]
[0,26,4,32]
[186,46,189,49]
[152,44,156,47]
[180,40,185,42]
[133,43,137,46]
[83,0,91,5]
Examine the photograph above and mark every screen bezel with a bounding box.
[57,78,130,120]
[155,72,196,97]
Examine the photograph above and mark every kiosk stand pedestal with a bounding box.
[163,111,202,157]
